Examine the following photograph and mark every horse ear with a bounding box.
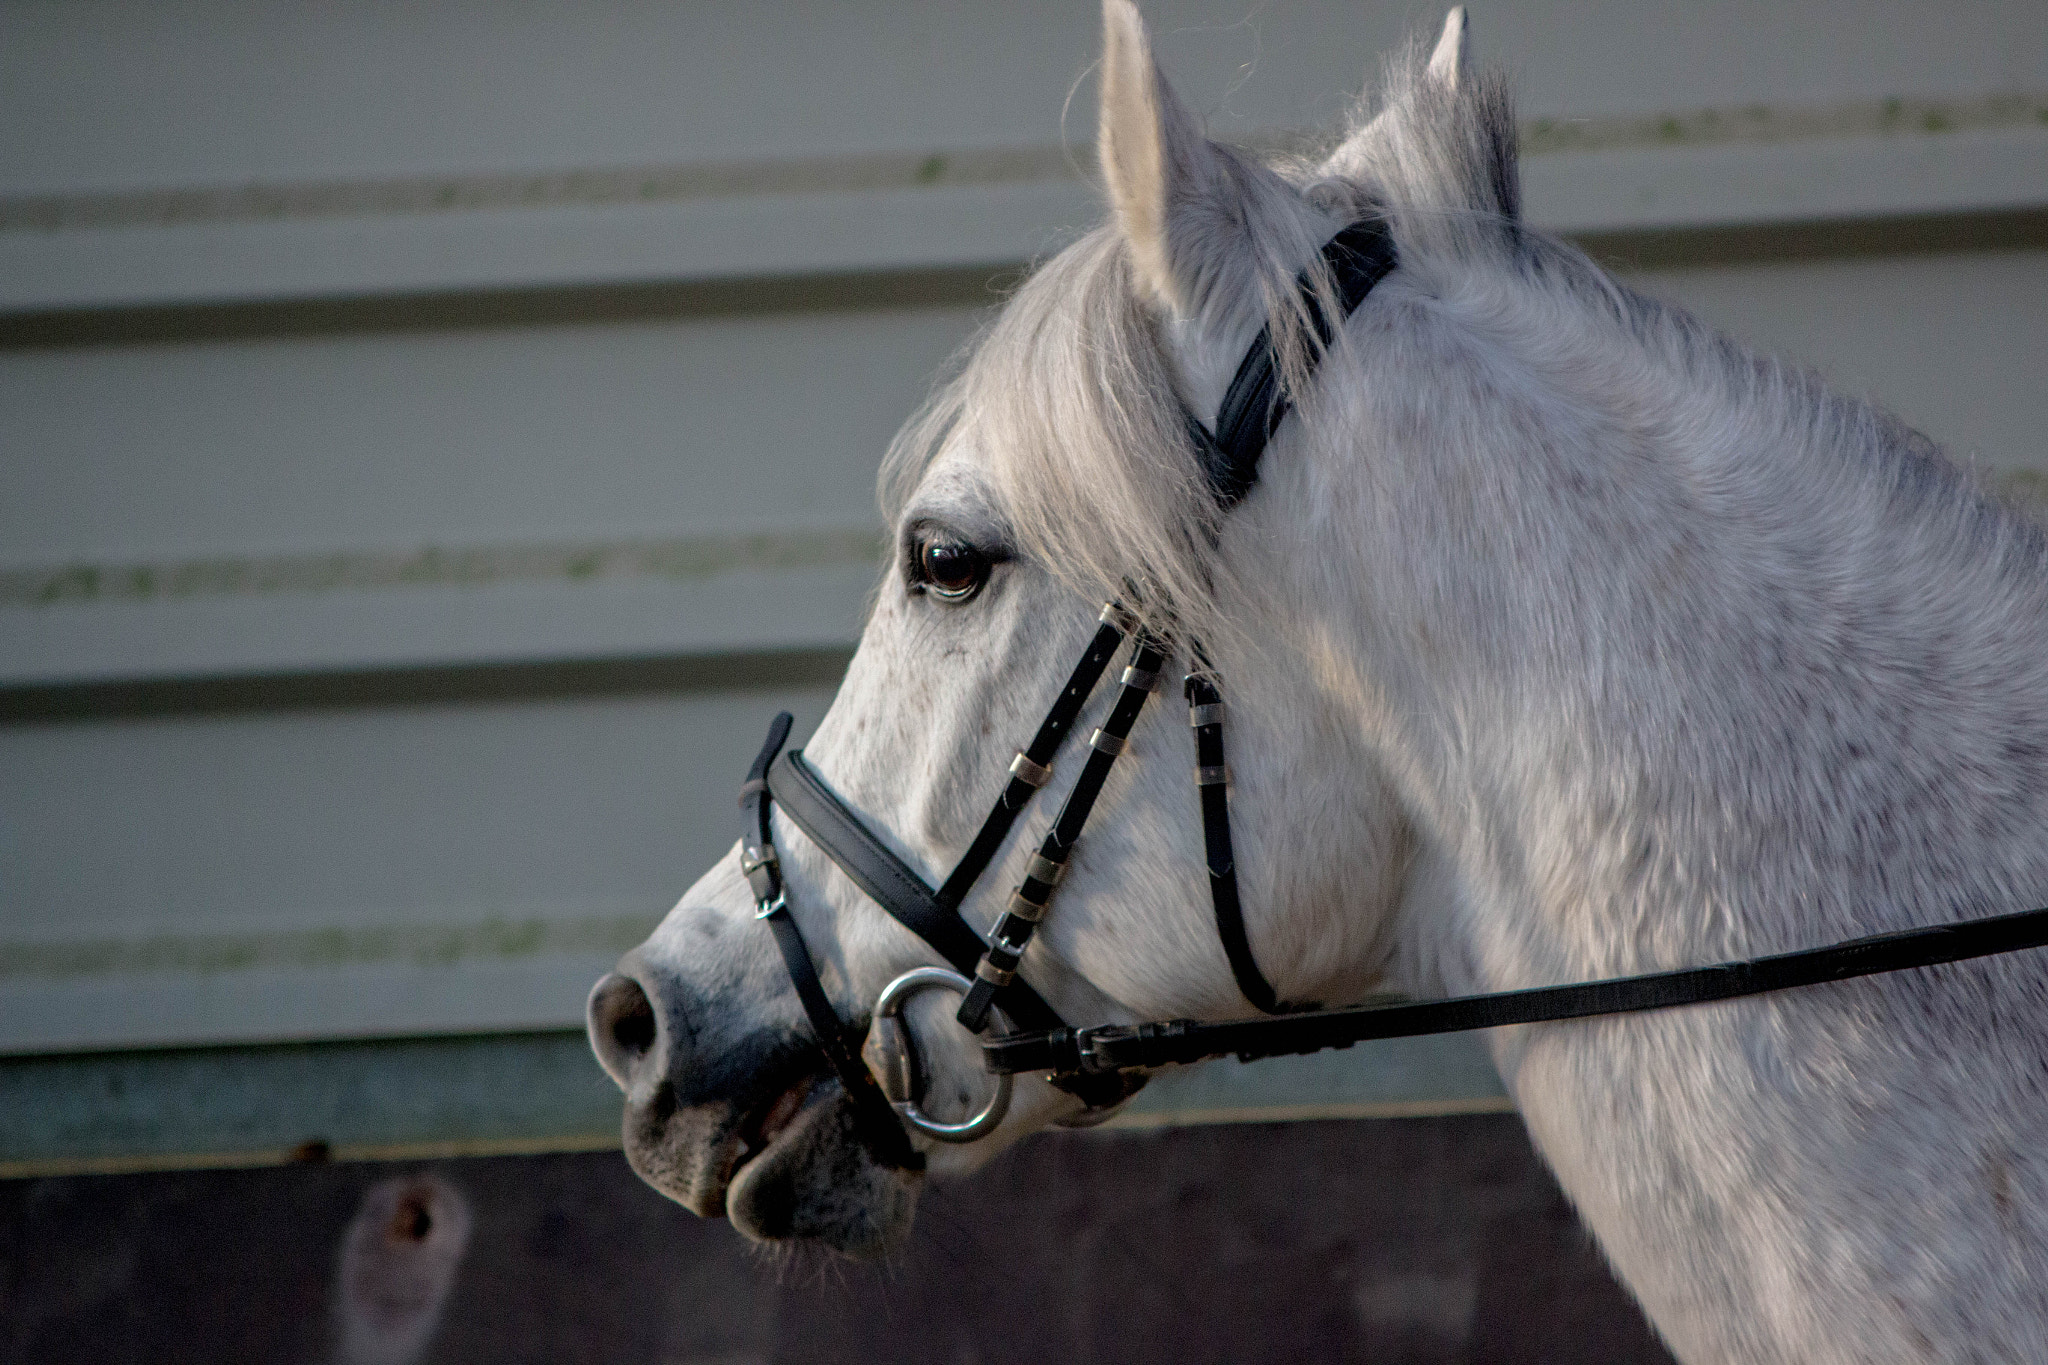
[1097,0,1231,313]
[1319,8,1483,185]
[1426,7,1470,89]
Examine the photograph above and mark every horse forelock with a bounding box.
[879,227,1241,660]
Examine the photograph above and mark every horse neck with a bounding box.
[1265,265,2048,996]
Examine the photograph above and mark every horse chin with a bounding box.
[725,1085,922,1256]
[619,1089,740,1220]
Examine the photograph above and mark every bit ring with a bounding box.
[864,966,1014,1143]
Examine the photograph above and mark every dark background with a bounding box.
[1,1114,1675,1365]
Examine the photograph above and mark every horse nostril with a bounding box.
[613,995,654,1053]
[587,971,660,1089]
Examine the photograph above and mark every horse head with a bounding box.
[583,1,1471,1253]
[578,6,2048,1360]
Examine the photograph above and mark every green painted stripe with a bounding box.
[0,1028,1507,1177]
[0,527,885,610]
[6,93,2042,234]
[1519,90,2048,155]
[0,146,1084,233]
[0,913,660,982]
[0,647,858,723]
[0,1031,622,1175]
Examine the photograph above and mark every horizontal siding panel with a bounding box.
[0,681,837,1050]
[1526,123,2048,234]
[0,178,1104,315]
[0,556,878,686]
[5,251,2042,687]
[0,1030,1506,1175]
[0,306,974,564]
[7,127,2044,315]
[5,0,2038,197]
[0,955,632,1056]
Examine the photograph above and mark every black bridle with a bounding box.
[738,216,2048,1157]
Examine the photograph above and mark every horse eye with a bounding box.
[918,538,991,602]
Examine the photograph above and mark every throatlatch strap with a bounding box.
[741,714,921,1171]
[1185,673,1290,1015]
[956,634,1172,1032]
[1190,217,1398,507]
[984,904,2048,1079]
[936,611,1129,909]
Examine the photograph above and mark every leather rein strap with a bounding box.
[988,905,2048,1079]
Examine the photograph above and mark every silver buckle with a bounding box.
[1024,851,1068,886]
[1099,601,1140,635]
[1073,1024,1114,1073]
[1008,752,1053,788]
[754,893,787,921]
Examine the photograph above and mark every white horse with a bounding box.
[588,5,2048,1359]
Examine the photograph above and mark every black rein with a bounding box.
[987,905,2048,1079]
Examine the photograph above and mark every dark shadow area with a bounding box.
[1576,205,2048,271]
[0,1115,1674,1365]
[0,648,857,725]
[8,210,2038,354]
[0,265,1027,351]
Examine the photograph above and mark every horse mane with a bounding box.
[879,30,2036,671]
